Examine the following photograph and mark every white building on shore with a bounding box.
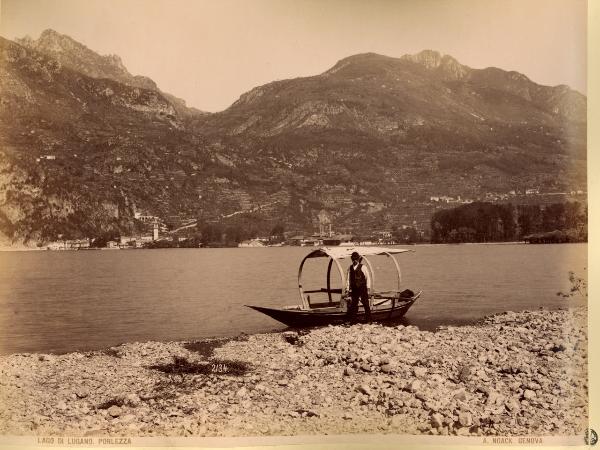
[238,239,266,247]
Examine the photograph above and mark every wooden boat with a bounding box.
[247,246,421,327]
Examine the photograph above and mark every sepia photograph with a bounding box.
[0,0,594,447]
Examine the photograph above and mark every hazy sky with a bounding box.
[0,0,587,112]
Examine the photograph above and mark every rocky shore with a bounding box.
[0,307,587,437]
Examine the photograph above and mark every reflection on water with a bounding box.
[0,243,587,354]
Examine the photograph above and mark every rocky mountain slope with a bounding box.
[0,30,587,244]
[0,33,208,243]
[199,50,585,136]
[15,29,204,117]
[192,50,586,237]
[16,29,157,90]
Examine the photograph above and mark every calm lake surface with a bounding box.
[0,243,587,355]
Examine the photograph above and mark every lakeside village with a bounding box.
[44,209,412,251]
[41,188,588,251]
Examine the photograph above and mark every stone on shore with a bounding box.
[107,406,122,418]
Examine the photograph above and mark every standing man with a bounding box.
[345,251,372,323]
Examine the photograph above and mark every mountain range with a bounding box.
[0,30,587,245]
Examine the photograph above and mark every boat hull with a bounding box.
[247,297,418,328]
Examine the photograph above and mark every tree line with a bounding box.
[430,201,587,244]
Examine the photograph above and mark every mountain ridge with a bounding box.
[195,47,585,156]
[16,29,208,118]
[16,29,158,90]
[0,30,587,245]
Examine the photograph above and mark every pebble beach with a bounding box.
[0,306,588,438]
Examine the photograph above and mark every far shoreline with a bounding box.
[0,240,590,253]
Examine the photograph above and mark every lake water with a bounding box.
[0,243,587,355]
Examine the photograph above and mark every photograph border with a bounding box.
[0,1,596,449]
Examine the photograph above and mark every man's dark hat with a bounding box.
[351,251,361,260]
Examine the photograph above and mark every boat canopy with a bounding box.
[297,246,414,310]
[303,246,412,260]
